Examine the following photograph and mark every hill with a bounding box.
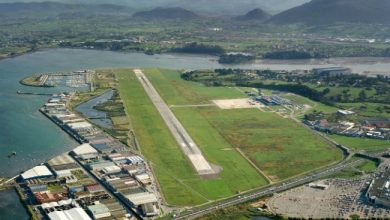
[269,0,390,25]
[235,8,270,21]
[133,7,198,20]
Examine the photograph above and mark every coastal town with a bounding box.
[15,92,162,220]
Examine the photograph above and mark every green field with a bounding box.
[115,68,343,206]
[116,69,268,206]
[329,134,390,152]
[202,109,342,181]
[145,69,343,181]
[327,156,378,179]
[357,159,378,173]
[337,102,390,118]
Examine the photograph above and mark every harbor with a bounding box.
[20,70,94,88]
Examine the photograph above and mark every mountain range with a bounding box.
[133,7,198,20]
[269,0,390,24]
[235,8,270,21]
[0,0,310,15]
[2,0,390,25]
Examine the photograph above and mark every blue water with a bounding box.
[0,190,29,220]
[75,89,115,129]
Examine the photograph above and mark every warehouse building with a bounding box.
[29,184,48,193]
[337,109,356,116]
[313,67,352,76]
[124,191,158,207]
[124,192,159,216]
[21,165,53,180]
[88,161,116,171]
[367,170,390,208]
[67,122,93,130]
[34,191,64,204]
[135,173,152,185]
[72,144,99,160]
[48,153,79,178]
[47,207,92,220]
[87,203,111,219]
[102,165,122,174]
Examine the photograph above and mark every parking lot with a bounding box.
[268,176,390,218]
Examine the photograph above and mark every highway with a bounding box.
[174,158,367,219]
[133,69,215,176]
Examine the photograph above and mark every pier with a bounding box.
[17,91,53,96]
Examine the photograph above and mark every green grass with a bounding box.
[321,87,376,99]
[145,68,343,182]
[116,68,267,206]
[146,69,246,105]
[337,102,390,118]
[326,168,363,179]
[282,92,338,114]
[327,157,378,179]
[357,159,378,173]
[329,134,390,152]
[202,109,342,181]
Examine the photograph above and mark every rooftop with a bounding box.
[125,192,158,206]
[368,170,390,203]
[72,143,98,156]
[48,207,92,220]
[21,165,53,180]
[67,121,92,129]
[48,153,76,166]
[88,203,110,216]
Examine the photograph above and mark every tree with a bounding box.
[358,90,367,101]
[322,88,331,95]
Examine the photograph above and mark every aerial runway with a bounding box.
[133,69,216,176]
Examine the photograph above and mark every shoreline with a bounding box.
[2,47,390,68]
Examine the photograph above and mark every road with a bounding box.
[70,153,142,220]
[133,69,215,176]
[174,158,366,219]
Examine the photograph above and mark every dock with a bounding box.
[17,91,52,96]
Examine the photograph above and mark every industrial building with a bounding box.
[27,93,161,219]
[21,165,53,180]
[362,118,390,129]
[87,203,111,219]
[256,95,292,106]
[367,170,390,208]
[72,143,99,160]
[48,153,79,171]
[34,191,64,204]
[313,67,352,76]
[135,173,152,185]
[337,110,356,116]
[47,207,92,220]
[125,191,158,208]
